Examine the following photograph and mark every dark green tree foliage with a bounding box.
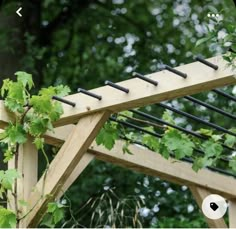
[0,0,235,228]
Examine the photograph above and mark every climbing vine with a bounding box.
[0,72,69,227]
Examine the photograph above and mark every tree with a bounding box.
[0,0,235,227]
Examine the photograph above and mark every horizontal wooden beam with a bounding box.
[88,141,236,199]
[48,124,236,200]
[0,56,235,128]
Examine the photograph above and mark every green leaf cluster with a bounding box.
[0,208,16,228]
[41,202,66,228]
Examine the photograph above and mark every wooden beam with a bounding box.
[0,56,235,128]
[89,141,236,199]
[21,111,110,228]
[229,200,236,228]
[48,126,236,200]
[8,140,38,227]
[189,186,227,228]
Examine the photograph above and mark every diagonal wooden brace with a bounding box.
[20,111,110,228]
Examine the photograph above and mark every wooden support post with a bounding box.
[189,186,228,228]
[229,200,236,228]
[8,140,38,227]
[21,111,110,228]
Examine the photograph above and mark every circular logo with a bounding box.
[202,194,228,220]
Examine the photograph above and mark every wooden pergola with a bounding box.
[0,55,236,228]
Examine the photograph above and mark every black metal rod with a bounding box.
[212,89,236,102]
[132,72,158,86]
[164,65,187,79]
[105,80,129,93]
[194,56,218,70]
[109,117,162,138]
[158,103,236,137]
[130,109,235,152]
[77,88,102,100]
[52,96,76,107]
[184,95,236,120]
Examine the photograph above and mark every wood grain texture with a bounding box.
[229,200,236,228]
[189,186,227,228]
[8,140,38,227]
[57,153,95,199]
[21,111,110,228]
[0,56,235,128]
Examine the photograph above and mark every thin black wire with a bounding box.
[184,95,236,120]
[110,118,235,178]
[212,89,236,102]
[130,109,235,152]
[158,103,236,137]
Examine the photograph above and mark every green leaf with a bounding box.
[162,110,175,125]
[33,137,44,150]
[192,157,214,172]
[195,36,212,47]
[198,128,213,137]
[224,134,236,148]
[5,123,27,144]
[201,140,223,158]
[0,208,16,228]
[0,169,20,190]
[15,71,34,89]
[53,208,64,224]
[229,157,236,172]
[96,122,119,150]
[47,202,57,213]
[161,129,194,159]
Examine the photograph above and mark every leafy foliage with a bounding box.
[0,73,70,227]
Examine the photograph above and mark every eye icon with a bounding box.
[210,202,219,211]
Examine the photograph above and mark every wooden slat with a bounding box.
[0,56,235,128]
[21,111,110,228]
[189,186,227,228]
[8,140,38,227]
[229,200,236,228]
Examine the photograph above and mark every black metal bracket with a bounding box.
[105,80,129,93]
[164,65,187,79]
[132,72,158,86]
[194,56,218,70]
[52,96,76,107]
[77,88,102,100]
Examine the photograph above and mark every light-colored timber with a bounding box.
[189,186,228,228]
[21,111,110,227]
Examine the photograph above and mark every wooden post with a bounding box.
[189,186,228,228]
[21,111,110,227]
[8,140,38,227]
[229,200,236,228]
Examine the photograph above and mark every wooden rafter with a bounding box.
[21,111,110,228]
[0,56,235,130]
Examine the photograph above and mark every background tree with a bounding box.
[0,0,235,227]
